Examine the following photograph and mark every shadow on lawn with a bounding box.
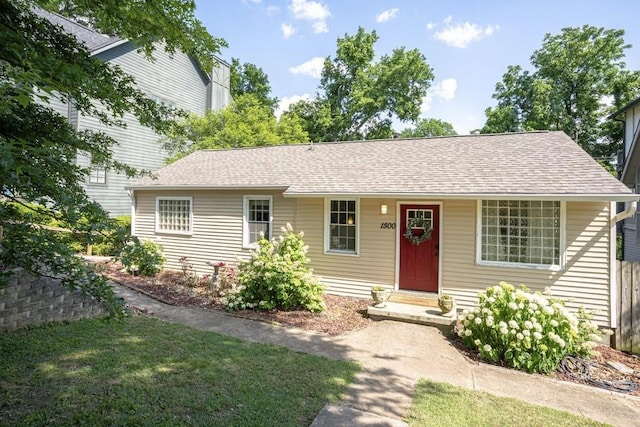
[0,315,360,426]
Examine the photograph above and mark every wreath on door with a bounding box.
[404,217,433,245]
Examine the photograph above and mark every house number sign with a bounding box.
[380,222,396,229]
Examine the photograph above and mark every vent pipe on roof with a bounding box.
[308,140,313,150]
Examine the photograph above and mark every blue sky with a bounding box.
[195,1,640,135]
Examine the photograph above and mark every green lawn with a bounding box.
[406,380,610,427]
[0,317,358,426]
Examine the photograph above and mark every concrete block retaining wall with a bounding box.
[0,268,106,331]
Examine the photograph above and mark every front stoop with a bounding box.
[367,301,458,332]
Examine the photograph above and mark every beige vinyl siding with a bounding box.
[296,198,396,297]
[132,191,613,325]
[133,190,294,275]
[441,200,612,325]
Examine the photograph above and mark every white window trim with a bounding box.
[155,196,193,235]
[475,200,566,271]
[87,165,107,186]
[324,198,360,256]
[243,195,273,248]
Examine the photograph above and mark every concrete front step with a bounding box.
[387,291,439,307]
[367,301,458,332]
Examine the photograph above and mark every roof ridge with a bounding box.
[195,130,556,154]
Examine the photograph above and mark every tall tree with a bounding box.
[163,94,309,162]
[400,118,457,138]
[284,27,434,142]
[230,58,278,112]
[481,25,640,157]
[0,0,225,315]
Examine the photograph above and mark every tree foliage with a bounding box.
[230,58,278,112]
[163,94,309,162]
[481,25,640,157]
[0,0,224,315]
[284,27,434,142]
[400,118,457,138]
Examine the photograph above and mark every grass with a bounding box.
[406,380,610,427]
[0,316,359,426]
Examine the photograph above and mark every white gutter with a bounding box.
[281,192,640,202]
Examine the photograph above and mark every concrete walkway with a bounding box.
[112,283,640,427]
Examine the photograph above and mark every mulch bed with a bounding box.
[93,259,374,336]
[93,259,640,396]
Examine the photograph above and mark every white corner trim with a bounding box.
[609,201,618,329]
[129,190,136,236]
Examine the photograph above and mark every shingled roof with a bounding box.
[130,131,636,201]
[35,9,121,52]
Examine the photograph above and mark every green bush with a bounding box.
[118,237,165,276]
[224,224,325,312]
[457,282,602,374]
[3,202,131,255]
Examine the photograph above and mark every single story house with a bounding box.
[128,131,638,327]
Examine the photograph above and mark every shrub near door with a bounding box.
[223,225,325,312]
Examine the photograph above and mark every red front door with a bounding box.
[399,204,439,292]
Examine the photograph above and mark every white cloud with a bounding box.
[288,56,325,78]
[281,23,296,39]
[426,22,435,30]
[433,16,498,48]
[289,0,331,33]
[376,8,399,23]
[276,94,312,119]
[243,0,262,4]
[267,6,280,16]
[420,78,458,114]
[432,78,457,101]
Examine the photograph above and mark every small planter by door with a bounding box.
[438,295,454,315]
[371,288,390,308]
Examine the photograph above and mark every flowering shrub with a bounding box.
[118,237,165,276]
[224,224,325,312]
[457,282,602,374]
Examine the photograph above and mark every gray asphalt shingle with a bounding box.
[131,131,633,198]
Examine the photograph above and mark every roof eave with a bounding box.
[282,192,639,202]
[127,184,290,191]
[90,39,128,56]
[128,185,638,202]
[609,96,640,120]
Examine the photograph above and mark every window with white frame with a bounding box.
[327,199,358,254]
[88,165,106,184]
[156,197,192,234]
[479,200,561,267]
[151,94,176,119]
[243,196,272,246]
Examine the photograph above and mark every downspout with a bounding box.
[613,200,637,224]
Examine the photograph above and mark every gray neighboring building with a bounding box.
[613,97,640,261]
[39,9,231,215]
